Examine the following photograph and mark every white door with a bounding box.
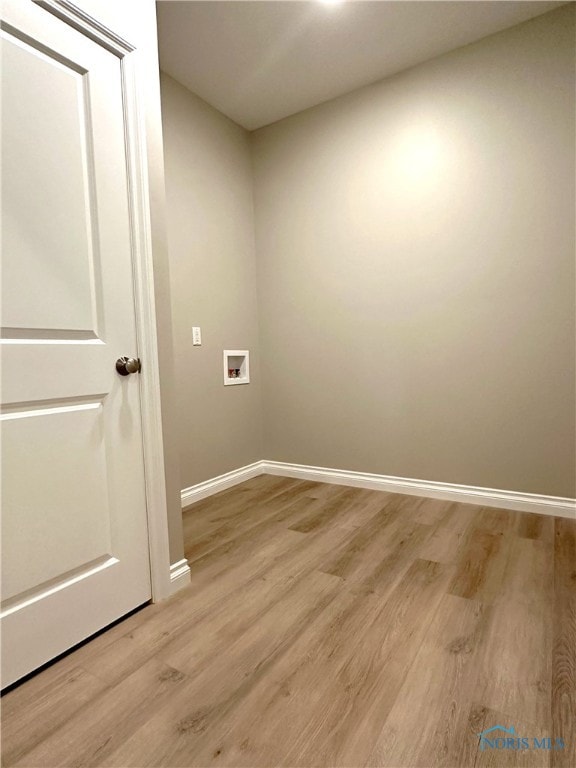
[1,0,152,688]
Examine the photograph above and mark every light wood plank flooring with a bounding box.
[2,475,575,767]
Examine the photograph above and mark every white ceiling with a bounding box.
[156,0,566,130]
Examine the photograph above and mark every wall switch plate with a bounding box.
[192,327,202,346]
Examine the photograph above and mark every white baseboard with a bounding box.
[262,461,576,519]
[169,558,191,596]
[181,461,266,508]
[180,459,575,520]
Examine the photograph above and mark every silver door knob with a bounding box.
[116,356,141,376]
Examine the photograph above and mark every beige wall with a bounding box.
[160,74,264,489]
[252,6,575,497]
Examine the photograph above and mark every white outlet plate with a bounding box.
[192,327,202,345]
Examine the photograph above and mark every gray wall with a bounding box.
[252,6,575,497]
[160,74,263,489]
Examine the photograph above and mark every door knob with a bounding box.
[116,356,141,376]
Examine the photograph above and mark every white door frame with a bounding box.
[34,0,173,601]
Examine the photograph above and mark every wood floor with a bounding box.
[2,475,575,767]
